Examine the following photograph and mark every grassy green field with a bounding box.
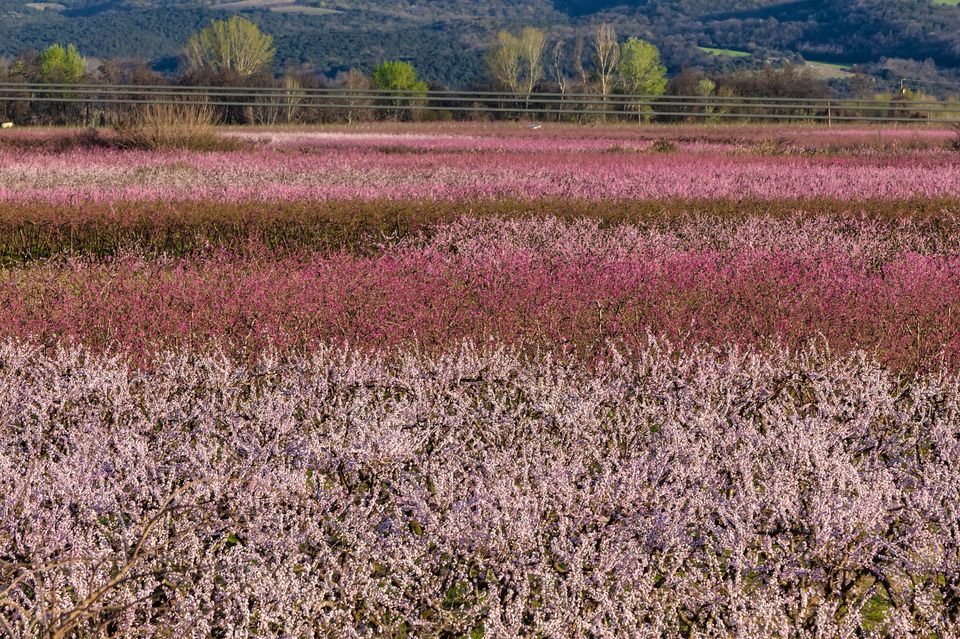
[698,46,857,79]
[802,60,856,79]
[23,2,65,10]
[698,46,751,58]
[933,0,960,5]
[210,0,340,13]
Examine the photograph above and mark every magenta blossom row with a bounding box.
[3,218,958,368]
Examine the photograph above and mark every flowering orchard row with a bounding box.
[5,123,955,153]
[1,197,959,263]
[234,124,959,151]
[3,340,959,638]
[229,126,958,153]
[4,218,959,370]
[1,138,960,203]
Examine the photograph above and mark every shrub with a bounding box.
[0,128,112,152]
[603,144,641,153]
[650,139,677,153]
[114,102,245,151]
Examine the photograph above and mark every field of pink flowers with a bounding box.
[2,140,960,203]
[3,217,959,371]
[3,125,960,637]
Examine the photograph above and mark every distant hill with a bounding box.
[1,0,959,88]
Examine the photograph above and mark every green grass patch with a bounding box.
[804,60,850,70]
[802,60,856,79]
[270,5,340,14]
[210,0,340,12]
[699,46,751,58]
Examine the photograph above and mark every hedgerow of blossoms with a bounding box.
[1,140,959,203]
[2,217,958,370]
[1,197,960,266]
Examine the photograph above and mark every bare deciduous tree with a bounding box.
[334,68,373,124]
[250,75,306,126]
[552,38,568,118]
[572,36,591,122]
[486,30,523,95]
[552,39,567,94]
[518,27,546,105]
[281,75,305,124]
[593,23,620,119]
[487,27,547,109]
[573,36,589,91]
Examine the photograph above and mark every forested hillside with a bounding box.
[1,0,959,88]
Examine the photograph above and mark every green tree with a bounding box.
[697,77,717,117]
[618,37,667,122]
[38,44,85,84]
[184,16,275,79]
[371,61,428,120]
